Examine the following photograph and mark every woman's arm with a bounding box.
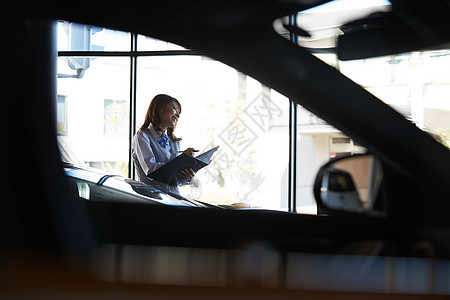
[133,132,165,176]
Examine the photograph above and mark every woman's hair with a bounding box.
[140,94,182,141]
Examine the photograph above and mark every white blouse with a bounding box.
[132,123,173,176]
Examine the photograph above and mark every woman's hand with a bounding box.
[179,168,195,182]
[182,147,198,156]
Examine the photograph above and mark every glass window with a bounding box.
[137,34,187,51]
[57,21,130,52]
[136,56,289,210]
[57,56,130,177]
[296,106,351,214]
[57,95,67,135]
[104,99,129,138]
[339,51,450,146]
[284,0,450,213]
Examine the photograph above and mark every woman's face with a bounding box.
[158,101,181,130]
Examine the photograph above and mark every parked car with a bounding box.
[63,162,215,208]
[58,137,229,208]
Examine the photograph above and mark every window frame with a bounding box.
[57,23,301,213]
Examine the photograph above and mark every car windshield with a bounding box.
[286,0,450,147]
[56,0,449,214]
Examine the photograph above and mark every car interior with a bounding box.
[2,0,450,298]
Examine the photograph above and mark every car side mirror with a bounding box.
[320,168,364,213]
[314,154,383,214]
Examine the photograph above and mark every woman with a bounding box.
[132,94,196,189]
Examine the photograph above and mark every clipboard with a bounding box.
[148,146,219,185]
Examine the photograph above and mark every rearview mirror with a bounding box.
[337,6,450,61]
[314,154,383,214]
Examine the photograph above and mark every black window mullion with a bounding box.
[128,33,138,179]
[288,13,298,213]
